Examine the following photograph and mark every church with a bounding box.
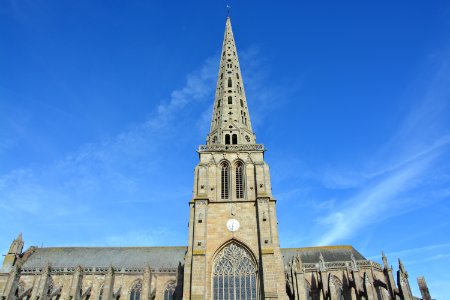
[0,17,428,300]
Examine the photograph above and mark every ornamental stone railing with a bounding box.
[20,266,178,275]
[198,144,265,152]
[301,260,383,272]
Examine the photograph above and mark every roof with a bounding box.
[19,245,366,270]
[21,247,186,269]
[281,246,366,265]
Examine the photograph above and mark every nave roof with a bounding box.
[19,245,366,270]
[21,246,186,269]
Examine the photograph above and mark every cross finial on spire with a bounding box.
[226,4,231,17]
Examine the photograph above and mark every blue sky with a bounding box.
[1,1,449,298]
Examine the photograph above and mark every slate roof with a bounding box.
[20,245,366,270]
[281,246,366,265]
[21,247,186,269]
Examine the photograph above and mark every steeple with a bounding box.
[206,17,256,146]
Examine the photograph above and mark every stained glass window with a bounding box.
[163,281,176,300]
[213,243,257,300]
[129,281,142,300]
[98,285,104,300]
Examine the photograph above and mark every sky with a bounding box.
[1,0,450,298]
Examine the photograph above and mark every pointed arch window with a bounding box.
[221,162,230,199]
[240,99,243,107]
[305,282,312,300]
[225,134,231,145]
[212,243,257,300]
[163,281,176,300]
[235,162,244,199]
[129,281,142,300]
[98,286,103,300]
[228,78,232,87]
[228,96,233,104]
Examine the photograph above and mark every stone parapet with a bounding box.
[198,144,265,152]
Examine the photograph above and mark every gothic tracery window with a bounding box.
[235,162,244,199]
[221,162,230,199]
[163,281,176,300]
[212,243,257,300]
[129,281,142,300]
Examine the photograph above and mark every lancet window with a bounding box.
[212,243,257,300]
[228,78,232,87]
[129,281,142,300]
[221,162,230,199]
[235,162,244,199]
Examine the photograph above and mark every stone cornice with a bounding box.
[198,144,265,153]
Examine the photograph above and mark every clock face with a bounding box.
[226,219,240,232]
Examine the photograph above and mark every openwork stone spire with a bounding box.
[206,17,255,146]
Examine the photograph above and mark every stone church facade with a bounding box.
[1,17,429,300]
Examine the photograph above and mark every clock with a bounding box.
[226,219,240,232]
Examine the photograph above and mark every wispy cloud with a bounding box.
[367,243,450,260]
[0,54,219,220]
[313,52,450,245]
[315,149,443,245]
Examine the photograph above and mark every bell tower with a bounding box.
[183,17,286,300]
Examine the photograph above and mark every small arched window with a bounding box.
[228,96,232,104]
[376,286,390,300]
[237,73,240,79]
[221,162,230,199]
[228,78,232,87]
[236,162,244,199]
[217,100,221,108]
[240,99,244,107]
[16,282,25,299]
[129,281,142,300]
[163,281,176,300]
[232,134,237,145]
[225,134,230,145]
[338,288,344,300]
[305,282,312,300]
[220,73,223,79]
[47,277,54,298]
[98,286,103,300]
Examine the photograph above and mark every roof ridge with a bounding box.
[32,246,187,250]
